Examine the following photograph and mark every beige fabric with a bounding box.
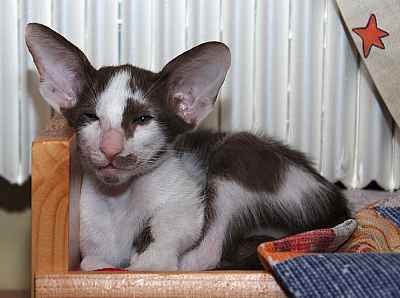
[336,0,400,126]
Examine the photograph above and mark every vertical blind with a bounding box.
[1,0,399,190]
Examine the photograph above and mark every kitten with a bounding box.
[26,23,350,271]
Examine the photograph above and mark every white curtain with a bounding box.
[0,0,398,190]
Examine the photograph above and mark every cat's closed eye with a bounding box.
[83,113,99,121]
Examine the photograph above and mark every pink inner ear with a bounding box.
[177,101,188,113]
[174,92,214,126]
[177,100,190,117]
[174,92,197,125]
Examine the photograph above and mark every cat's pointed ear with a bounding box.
[25,23,95,112]
[161,42,230,127]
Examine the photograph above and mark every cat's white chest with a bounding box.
[79,155,206,270]
[80,174,147,267]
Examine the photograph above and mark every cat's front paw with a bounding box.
[80,256,116,271]
[127,251,178,271]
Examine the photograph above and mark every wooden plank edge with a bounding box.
[35,271,286,298]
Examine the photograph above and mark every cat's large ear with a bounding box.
[161,42,230,126]
[25,23,95,112]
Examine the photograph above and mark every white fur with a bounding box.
[78,71,135,172]
[78,121,109,168]
[80,154,205,271]
[179,180,245,270]
[122,120,166,166]
[96,71,134,129]
[131,89,146,104]
[277,166,329,223]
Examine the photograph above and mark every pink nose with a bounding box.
[100,129,124,161]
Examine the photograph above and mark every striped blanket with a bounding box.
[258,196,400,297]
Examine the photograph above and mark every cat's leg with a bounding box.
[79,176,112,270]
[80,256,116,271]
[179,219,228,271]
[80,174,135,271]
[179,179,257,271]
[80,205,116,270]
[179,181,233,271]
[127,199,204,271]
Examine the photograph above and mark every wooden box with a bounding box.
[31,116,286,298]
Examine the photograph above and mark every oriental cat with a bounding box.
[26,23,350,271]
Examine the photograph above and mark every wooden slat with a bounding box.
[32,115,73,277]
[35,272,286,298]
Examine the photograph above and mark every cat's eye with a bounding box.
[83,113,99,121]
[134,115,153,125]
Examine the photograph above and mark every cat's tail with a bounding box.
[219,190,393,270]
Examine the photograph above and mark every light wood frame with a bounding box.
[32,116,286,298]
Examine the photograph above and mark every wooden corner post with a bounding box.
[31,116,73,279]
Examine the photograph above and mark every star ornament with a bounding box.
[352,14,389,58]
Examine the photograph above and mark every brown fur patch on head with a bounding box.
[121,99,150,139]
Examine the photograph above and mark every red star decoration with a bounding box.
[352,14,389,58]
